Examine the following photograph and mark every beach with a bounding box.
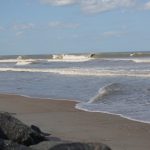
[1,1,150,149]
[0,94,150,150]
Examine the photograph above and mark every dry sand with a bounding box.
[0,94,150,150]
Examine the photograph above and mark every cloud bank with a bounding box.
[41,0,77,6]
[81,0,135,13]
[40,0,150,14]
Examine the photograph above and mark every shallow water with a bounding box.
[0,53,150,123]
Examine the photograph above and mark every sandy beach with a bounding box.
[0,94,150,150]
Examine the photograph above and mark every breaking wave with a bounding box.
[49,54,93,62]
[97,58,150,63]
[132,58,150,63]
[0,53,150,64]
[16,56,38,66]
[0,56,42,65]
[0,54,93,63]
[88,83,123,103]
[16,61,33,66]
[0,59,18,63]
[0,67,150,77]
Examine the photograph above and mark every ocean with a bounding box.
[0,52,150,123]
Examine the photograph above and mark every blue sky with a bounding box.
[0,0,150,55]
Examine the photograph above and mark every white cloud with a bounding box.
[102,30,126,38]
[144,1,150,10]
[41,0,77,6]
[40,0,137,13]
[40,0,150,13]
[48,21,79,29]
[81,0,136,13]
[13,23,35,30]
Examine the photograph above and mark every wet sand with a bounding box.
[0,94,150,150]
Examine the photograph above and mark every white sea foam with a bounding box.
[75,104,150,124]
[0,67,150,77]
[0,55,46,64]
[16,61,33,65]
[49,54,92,62]
[132,58,150,63]
[1,55,149,64]
[16,59,44,65]
[98,57,150,63]
[16,59,48,65]
[0,59,18,63]
[16,56,39,65]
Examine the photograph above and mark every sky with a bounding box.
[0,0,150,55]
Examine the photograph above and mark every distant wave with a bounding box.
[0,59,18,63]
[132,58,150,63]
[0,54,93,63]
[48,54,93,62]
[0,55,42,64]
[0,67,150,77]
[16,56,37,65]
[0,54,150,63]
[16,61,33,66]
[96,57,150,63]
[90,52,150,58]
[88,83,123,103]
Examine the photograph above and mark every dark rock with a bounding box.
[0,112,46,146]
[0,139,33,150]
[49,142,111,150]
[30,141,62,150]
[30,125,42,134]
[0,128,7,139]
[31,125,50,136]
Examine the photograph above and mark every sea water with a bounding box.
[0,52,150,123]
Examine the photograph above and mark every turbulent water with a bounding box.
[0,52,150,123]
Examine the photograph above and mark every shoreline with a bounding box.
[1,92,150,125]
[1,94,150,150]
[75,105,150,125]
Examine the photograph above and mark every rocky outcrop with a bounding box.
[49,142,111,150]
[0,112,46,146]
[0,112,112,150]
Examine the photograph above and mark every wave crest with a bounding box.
[16,61,33,65]
[49,54,93,62]
[88,83,123,103]
[16,56,46,66]
[0,68,150,77]
[132,58,150,63]
[16,56,34,65]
